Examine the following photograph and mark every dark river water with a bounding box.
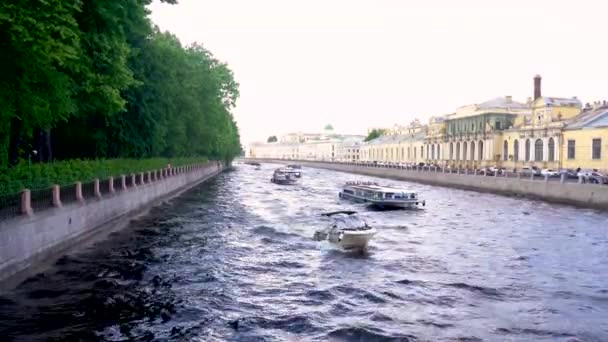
[1,163,608,341]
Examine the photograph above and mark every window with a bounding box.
[525,139,530,161]
[514,140,519,161]
[421,146,424,158]
[567,140,575,159]
[427,145,430,159]
[456,142,460,161]
[402,147,405,159]
[471,123,475,131]
[592,138,601,159]
[463,142,468,161]
[503,140,508,161]
[470,141,475,161]
[408,147,411,159]
[431,145,435,160]
[548,138,555,161]
[478,141,483,160]
[495,121,501,130]
[437,145,441,159]
[534,139,543,161]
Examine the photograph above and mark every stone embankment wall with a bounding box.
[0,162,223,284]
[251,159,608,210]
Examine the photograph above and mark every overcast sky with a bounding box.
[149,0,607,146]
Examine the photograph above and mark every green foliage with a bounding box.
[364,129,387,142]
[0,158,207,196]
[324,124,334,131]
[267,136,278,143]
[0,0,241,166]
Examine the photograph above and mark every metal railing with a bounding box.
[0,163,211,222]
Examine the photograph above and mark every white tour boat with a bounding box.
[313,211,376,251]
[284,166,302,178]
[271,168,298,185]
[338,181,425,209]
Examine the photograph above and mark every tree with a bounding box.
[364,129,387,142]
[267,136,278,143]
[0,0,242,167]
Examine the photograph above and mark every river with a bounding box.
[1,163,607,341]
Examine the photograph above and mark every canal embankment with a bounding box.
[0,162,224,287]
[248,159,608,210]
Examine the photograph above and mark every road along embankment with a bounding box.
[0,162,224,286]
[250,159,608,210]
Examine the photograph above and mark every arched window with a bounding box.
[534,139,543,161]
[421,146,423,158]
[548,138,555,161]
[478,140,484,160]
[514,140,519,161]
[470,141,476,161]
[503,140,508,161]
[463,142,468,161]
[408,147,410,159]
[456,142,460,161]
[431,144,435,160]
[449,142,454,160]
[427,145,430,159]
[437,144,441,160]
[402,147,405,160]
[525,139,531,161]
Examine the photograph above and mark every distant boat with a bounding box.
[271,168,298,185]
[313,210,376,251]
[338,181,425,209]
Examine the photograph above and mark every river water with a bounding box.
[1,163,608,341]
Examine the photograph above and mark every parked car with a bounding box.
[540,168,559,177]
[559,169,578,179]
[519,166,541,176]
[477,167,494,176]
[577,170,608,184]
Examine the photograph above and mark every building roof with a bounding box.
[451,96,529,119]
[536,96,582,107]
[364,131,425,145]
[566,105,608,129]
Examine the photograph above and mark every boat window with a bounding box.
[344,189,354,194]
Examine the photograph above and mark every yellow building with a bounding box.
[561,103,608,172]
[423,116,447,165]
[499,75,582,170]
[360,119,427,164]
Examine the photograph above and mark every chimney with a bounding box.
[505,95,512,103]
[534,74,542,100]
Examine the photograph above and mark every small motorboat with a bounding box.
[338,181,425,209]
[271,168,298,185]
[284,165,302,178]
[313,211,376,251]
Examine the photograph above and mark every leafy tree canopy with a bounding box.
[267,136,278,143]
[364,128,387,142]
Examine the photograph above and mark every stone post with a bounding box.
[52,185,62,208]
[94,179,101,198]
[544,174,549,182]
[517,172,521,180]
[121,175,127,190]
[147,171,151,183]
[21,189,33,216]
[578,175,584,184]
[109,177,115,193]
[530,173,534,181]
[560,173,566,183]
[494,170,498,178]
[139,172,145,185]
[457,168,460,175]
[131,174,137,187]
[76,182,83,202]
[474,169,478,176]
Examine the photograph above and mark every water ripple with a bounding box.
[1,163,608,341]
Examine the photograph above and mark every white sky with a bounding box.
[149,0,607,146]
